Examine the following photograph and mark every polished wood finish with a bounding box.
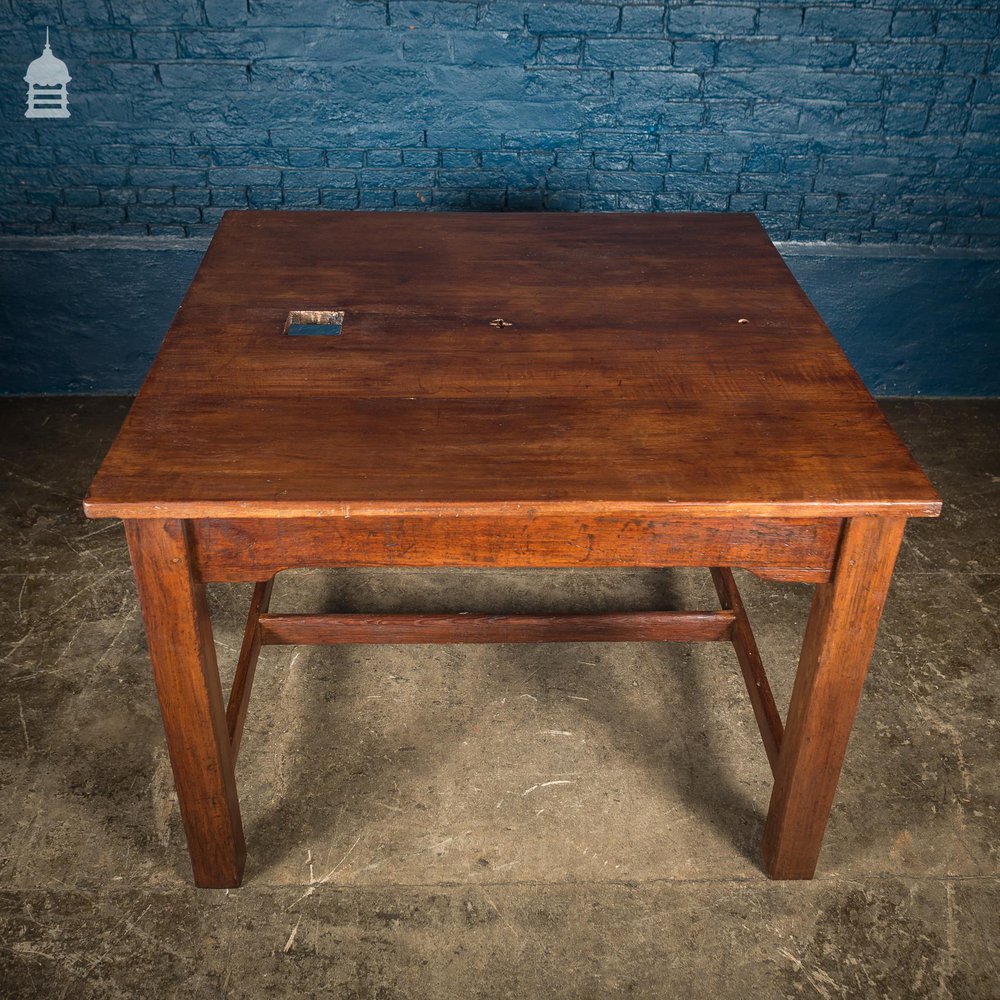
[226,578,273,766]
[86,212,941,887]
[124,519,245,888]
[711,567,783,776]
[85,212,940,522]
[190,515,842,583]
[762,516,906,879]
[258,610,735,646]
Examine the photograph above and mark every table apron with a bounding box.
[188,515,843,584]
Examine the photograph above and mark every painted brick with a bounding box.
[64,188,101,207]
[250,1,387,28]
[283,168,358,188]
[689,186,730,207]
[671,153,707,171]
[884,105,930,135]
[320,189,361,207]
[441,150,480,167]
[102,187,138,205]
[631,153,671,171]
[520,151,556,168]
[707,151,746,172]
[205,0,249,27]
[527,2,620,34]
[61,0,114,23]
[671,40,715,69]
[936,9,999,37]
[703,68,883,103]
[661,171,734,194]
[507,189,543,209]
[890,10,935,37]
[403,149,439,166]
[248,186,283,207]
[480,151,521,169]
[101,62,159,88]
[132,31,179,59]
[855,43,945,72]
[575,192,615,209]
[804,7,893,38]
[593,152,631,170]
[209,147,283,166]
[970,108,1000,133]
[437,169,510,188]
[0,0,996,247]
[26,190,63,206]
[366,149,404,167]
[62,30,134,59]
[619,6,665,35]
[389,2,478,28]
[728,192,765,211]
[668,4,755,38]
[394,190,432,207]
[138,188,174,205]
[158,61,250,89]
[179,30,267,59]
[360,167,436,187]
[431,189,471,206]
[587,38,673,68]
[756,6,803,37]
[544,190,584,209]
[579,129,658,152]
[716,40,854,69]
[109,1,202,26]
[326,150,367,168]
[210,187,249,206]
[545,169,589,188]
[656,102,707,128]
[613,70,702,111]
[537,37,582,65]
[281,187,320,206]
[500,129,578,149]
[618,192,657,210]
[654,191,691,210]
[524,69,611,100]
[127,205,201,223]
[557,151,593,169]
[209,166,281,186]
[476,2,526,31]
[944,44,989,75]
[174,187,211,206]
[752,101,799,130]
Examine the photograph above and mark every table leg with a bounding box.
[762,516,906,879]
[125,518,246,888]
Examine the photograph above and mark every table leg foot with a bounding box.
[126,518,246,888]
[762,516,906,880]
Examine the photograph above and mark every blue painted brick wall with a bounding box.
[1,1,998,245]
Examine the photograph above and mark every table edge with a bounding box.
[82,497,943,521]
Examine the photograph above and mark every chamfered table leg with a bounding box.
[762,516,906,879]
[124,518,246,888]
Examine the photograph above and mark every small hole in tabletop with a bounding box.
[285,310,345,336]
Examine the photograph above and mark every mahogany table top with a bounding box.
[84,211,940,521]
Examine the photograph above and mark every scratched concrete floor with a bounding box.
[0,397,997,999]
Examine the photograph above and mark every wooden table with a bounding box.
[84,211,940,888]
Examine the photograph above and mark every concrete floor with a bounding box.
[0,397,997,998]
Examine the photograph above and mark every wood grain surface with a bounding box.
[84,212,940,521]
[188,514,843,582]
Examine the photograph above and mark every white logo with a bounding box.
[25,28,71,119]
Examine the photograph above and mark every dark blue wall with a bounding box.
[1,1,998,394]
[2,0,999,241]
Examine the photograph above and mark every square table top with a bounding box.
[84,211,940,521]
